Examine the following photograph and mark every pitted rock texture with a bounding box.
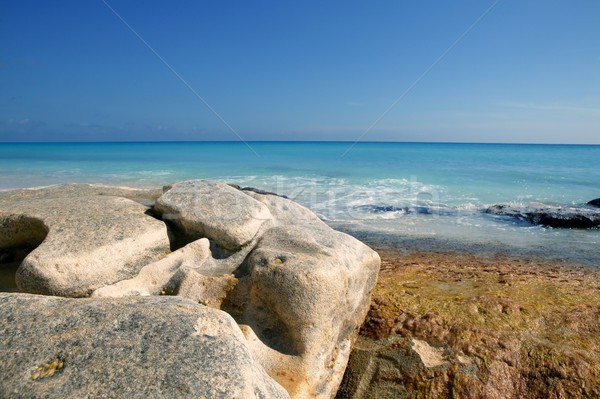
[0,190,170,297]
[0,294,290,399]
[2,180,380,399]
[97,180,381,399]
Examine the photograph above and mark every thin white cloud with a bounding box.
[500,102,600,115]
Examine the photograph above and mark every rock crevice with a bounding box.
[0,180,381,399]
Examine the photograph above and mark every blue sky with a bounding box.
[1,1,599,143]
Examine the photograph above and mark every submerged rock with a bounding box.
[0,294,290,399]
[484,203,600,228]
[354,204,439,215]
[241,186,289,198]
[588,198,600,208]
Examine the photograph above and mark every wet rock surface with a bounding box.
[484,203,600,228]
[588,198,600,208]
[336,248,600,399]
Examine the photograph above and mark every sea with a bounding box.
[1,141,599,266]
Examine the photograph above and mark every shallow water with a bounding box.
[1,141,599,265]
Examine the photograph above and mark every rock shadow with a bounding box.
[221,253,302,357]
[0,215,48,292]
[145,206,239,260]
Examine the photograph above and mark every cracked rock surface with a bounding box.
[0,180,380,399]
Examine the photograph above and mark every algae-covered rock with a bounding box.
[337,250,600,399]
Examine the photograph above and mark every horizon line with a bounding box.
[1,140,599,146]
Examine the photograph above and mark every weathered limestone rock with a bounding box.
[1,181,380,399]
[92,238,212,297]
[95,184,381,398]
[0,189,170,297]
[230,224,380,399]
[0,183,163,207]
[93,238,243,307]
[0,293,290,399]
[156,180,273,250]
[243,189,328,228]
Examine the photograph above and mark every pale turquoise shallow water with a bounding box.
[1,142,599,265]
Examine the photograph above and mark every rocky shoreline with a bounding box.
[336,246,600,398]
[0,181,380,399]
[1,182,599,398]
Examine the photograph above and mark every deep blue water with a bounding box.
[1,141,599,264]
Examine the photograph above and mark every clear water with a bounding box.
[1,142,599,265]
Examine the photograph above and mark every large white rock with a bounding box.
[0,188,170,297]
[92,238,213,298]
[0,293,290,399]
[234,224,380,399]
[1,181,381,399]
[92,238,248,307]
[242,189,328,228]
[155,180,273,250]
[0,183,163,206]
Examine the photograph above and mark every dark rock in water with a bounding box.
[414,206,433,215]
[588,198,600,208]
[355,205,452,216]
[356,205,410,214]
[485,204,600,228]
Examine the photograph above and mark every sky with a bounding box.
[1,0,599,144]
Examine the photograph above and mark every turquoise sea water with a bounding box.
[1,142,599,264]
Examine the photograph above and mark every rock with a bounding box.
[243,190,327,227]
[241,186,289,198]
[353,205,453,216]
[0,183,163,207]
[92,239,212,298]
[176,272,238,308]
[484,203,600,228]
[155,180,273,250]
[1,180,381,398]
[355,204,410,214]
[337,250,600,399]
[588,198,600,208]
[97,185,381,398]
[335,336,455,399]
[0,293,290,399]
[92,238,244,307]
[230,224,380,399]
[0,190,170,297]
